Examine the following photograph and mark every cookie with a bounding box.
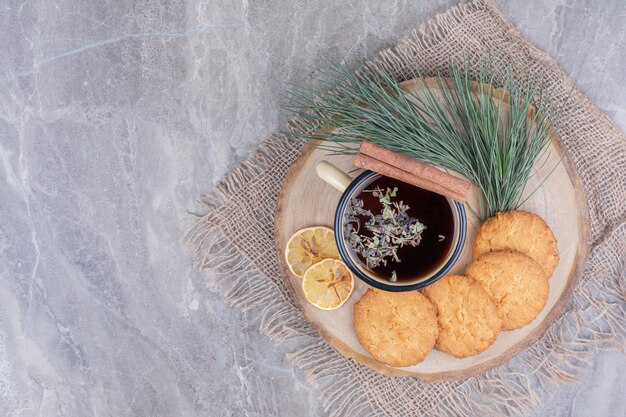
[421,275,501,358]
[353,289,438,367]
[466,250,549,330]
[473,210,559,278]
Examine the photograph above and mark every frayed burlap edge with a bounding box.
[186,1,625,415]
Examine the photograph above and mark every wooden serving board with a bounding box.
[274,79,590,381]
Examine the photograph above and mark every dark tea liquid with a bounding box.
[345,175,454,282]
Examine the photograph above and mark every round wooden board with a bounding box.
[274,80,590,381]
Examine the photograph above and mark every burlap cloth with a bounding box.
[187,0,625,415]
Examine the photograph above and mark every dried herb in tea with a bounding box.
[344,186,426,280]
[342,176,455,283]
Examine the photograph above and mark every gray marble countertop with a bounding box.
[0,1,624,416]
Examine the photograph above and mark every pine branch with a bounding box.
[284,58,571,219]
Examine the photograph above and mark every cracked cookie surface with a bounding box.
[421,275,501,358]
[353,289,438,367]
[466,250,549,331]
[473,210,559,278]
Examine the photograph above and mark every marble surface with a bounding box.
[0,0,624,416]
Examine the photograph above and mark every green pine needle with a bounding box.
[285,58,574,219]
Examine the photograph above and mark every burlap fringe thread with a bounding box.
[186,1,625,415]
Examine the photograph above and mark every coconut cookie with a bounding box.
[421,275,501,358]
[466,251,549,331]
[473,210,559,278]
[353,289,438,367]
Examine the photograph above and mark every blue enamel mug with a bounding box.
[316,161,467,292]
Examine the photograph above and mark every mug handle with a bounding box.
[316,161,352,193]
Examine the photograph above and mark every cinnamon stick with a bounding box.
[355,141,472,202]
[354,153,467,202]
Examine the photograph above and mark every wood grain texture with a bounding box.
[274,79,590,381]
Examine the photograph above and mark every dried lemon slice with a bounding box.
[285,226,340,277]
[302,259,354,310]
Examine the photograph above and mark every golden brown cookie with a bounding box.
[473,210,559,278]
[353,289,438,367]
[421,275,501,358]
[466,250,549,330]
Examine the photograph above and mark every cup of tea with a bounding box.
[316,161,466,292]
